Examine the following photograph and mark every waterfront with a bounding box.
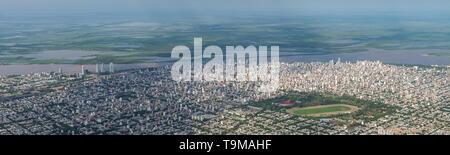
[281,48,450,66]
[0,48,449,76]
[0,63,156,76]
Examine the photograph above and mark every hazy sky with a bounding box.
[1,0,450,16]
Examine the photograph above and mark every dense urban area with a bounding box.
[0,60,448,135]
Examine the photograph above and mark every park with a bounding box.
[286,104,359,117]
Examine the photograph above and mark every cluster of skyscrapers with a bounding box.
[79,63,114,75]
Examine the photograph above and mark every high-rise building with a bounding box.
[110,62,114,73]
[101,63,104,73]
[58,67,62,74]
[96,64,99,73]
[81,65,85,75]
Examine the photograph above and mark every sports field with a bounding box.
[287,104,359,117]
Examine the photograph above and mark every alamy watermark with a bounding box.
[171,38,279,92]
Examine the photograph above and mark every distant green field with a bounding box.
[2,14,450,64]
[292,106,351,115]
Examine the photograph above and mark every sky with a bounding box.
[1,0,450,16]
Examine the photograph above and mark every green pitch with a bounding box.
[292,106,352,115]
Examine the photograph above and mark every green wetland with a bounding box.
[0,13,449,75]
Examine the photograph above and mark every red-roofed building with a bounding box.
[278,100,294,105]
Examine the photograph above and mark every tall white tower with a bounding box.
[81,65,85,75]
[95,64,99,73]
[109,62,114,73]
